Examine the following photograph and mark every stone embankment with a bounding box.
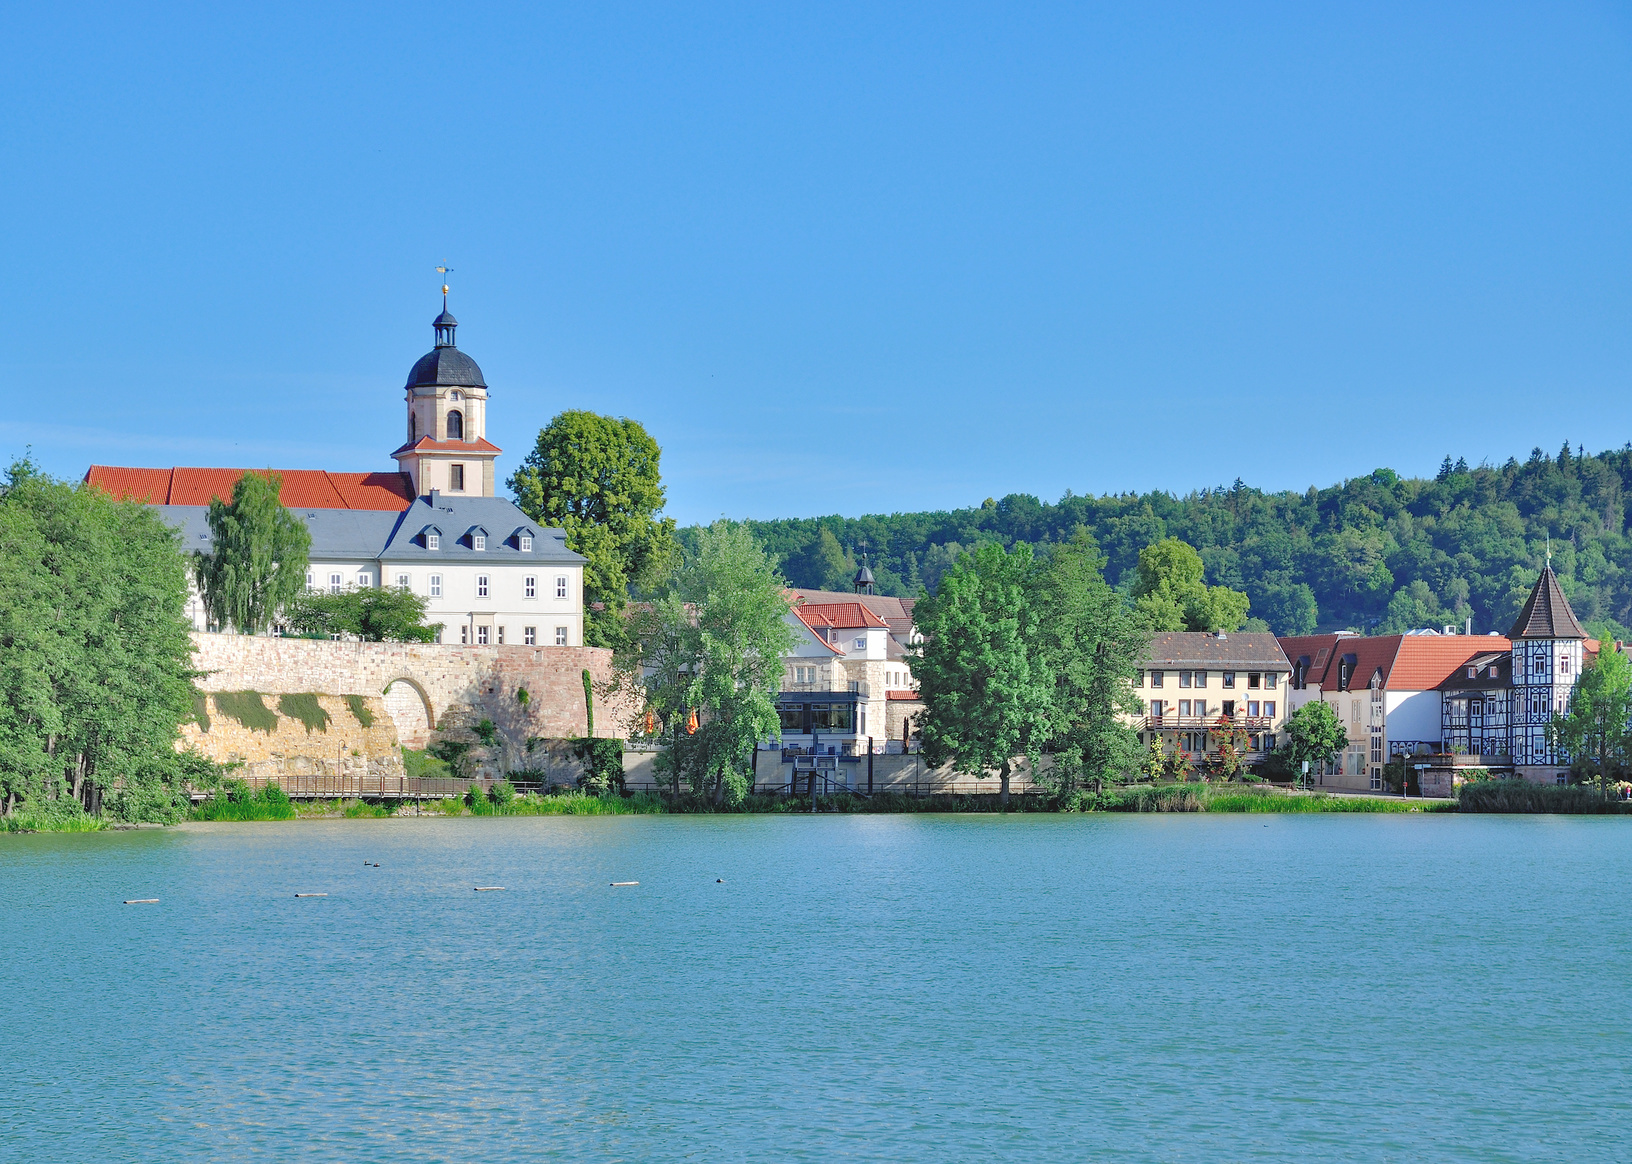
[183,633,633,784]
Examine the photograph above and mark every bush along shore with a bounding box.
[10,777,1632,832]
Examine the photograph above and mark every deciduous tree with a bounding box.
[193,470,310,635]
[1033,529,1147,794]
[1550,646,1632,795]
[911,542,1053,805]
[1131,537,1251,632]
[1282,701,1347,784]
[509,411,676,648]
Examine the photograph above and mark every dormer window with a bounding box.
[422,526,442,551]
[520,534,533,552]
[513,527,536,552]
[473,534,486,551]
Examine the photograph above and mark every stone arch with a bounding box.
[382,676,435,749]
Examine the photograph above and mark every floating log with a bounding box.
[610,881,638,887]
[294,893,327,898]
[473,886,506,892]
[123,899,159,904]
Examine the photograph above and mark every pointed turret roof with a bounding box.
[1508,565,1586,640]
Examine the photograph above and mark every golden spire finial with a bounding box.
[436,263,453,305]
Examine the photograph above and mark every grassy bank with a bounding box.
[1456,781,1632,814]
[0,803,106,833]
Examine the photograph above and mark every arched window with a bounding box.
[447,409,464,440]
[410,412,418,440]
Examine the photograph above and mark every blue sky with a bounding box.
[5,2,1630,525]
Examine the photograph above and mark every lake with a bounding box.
[2,814,1628,1162]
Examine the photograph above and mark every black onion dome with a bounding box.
[405,346,486,390]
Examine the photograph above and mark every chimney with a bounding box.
[428,489,440,506]
[1465,616,1472,635]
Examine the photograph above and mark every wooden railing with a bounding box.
[1143,715,1274,731]
[241,773,484,799]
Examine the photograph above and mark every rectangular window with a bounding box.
[473,534,486,552]
[1371,734,1383,762]
[1370,768,1382,791]
[1247,701,1260,718]
[460,625,468,645]
[450,464,465,492]
[1352,700,1361,722]
[1179,671,1192,688]
[859,708,866,735]
[1223,671,1236,688]
[1150,699,1165,719]
[476,575,489,598]
[779,705,806,732]
[520,534,533,552]
[495,626,505,644]
[395,573,410,590]
[1246,672,1260,689]
[329,573,342,594]
[306,571,315,588]
[1264,672,1276,689]
[476,625,489,645]
[427,533,440,551]
[1150,671,1165,688]
[524,626,536,646]
[556,575,568,600]
[1264,700,1276,718]
[555,626,568,646]
[429,574,442,598]
[1136,670,1145,687]
[1193,671,1207,687]
[433,628,442,644]
[854,637,866,651]
[1222,700,1235,718]
[1178,700,1192,717]
[524,576,537,599]
[357,572,372,588]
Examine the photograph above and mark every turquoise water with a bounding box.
[2,815,1628,1162]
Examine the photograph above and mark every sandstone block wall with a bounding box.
[189,633,634,750]
[181,693,405,785]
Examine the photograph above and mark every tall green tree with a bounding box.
[1281,701,1347,784]
[1549,647,1632,795]
[508,410,677,647]
[1034,529,1148,794]
[911,542,1053,805]
[631,522,797,804]
[1130,537,1251,632]
[0,462,202,820]
[192,471,310,635]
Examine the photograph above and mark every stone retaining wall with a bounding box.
[182,693,405,785]
[189,633,633,749]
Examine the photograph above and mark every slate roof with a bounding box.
[1140,632,1290,671]
[88,466,415,510]
[154,493,583,566]
[1508,566,1587,640]
[404,345,486,389]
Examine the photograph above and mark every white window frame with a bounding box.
[395,573,410,590]
[329,573,342,594]
[429,574,443,598]
[496,626,504,645]
[524,626,536,646]
[520,534,533,552]
[473,533,486,552]
[525,576,537,599]
[357,572,372,588]
[426,533,440,551]
[476,625,489,645]
[476,575,490,599]
[556,575,568,600]
[306,571,315,589]
[555,626,568,646]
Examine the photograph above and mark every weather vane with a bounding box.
[436,263,454,307]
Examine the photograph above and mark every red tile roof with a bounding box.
[85,466,415,511]
[793,602,890,631]
[1278,632,1513,692]
[388,437,503,456]
[885,690,923,701]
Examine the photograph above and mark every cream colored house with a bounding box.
[1131,632,1292,771]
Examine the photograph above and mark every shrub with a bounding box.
[1456,780,1631,814]
[489,779,517,807]
[401,746,451,780]
[575,737,625,794]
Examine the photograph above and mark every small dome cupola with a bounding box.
[854,560,876,595]
[433,307,458,348]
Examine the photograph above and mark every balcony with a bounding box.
[1143,714,1274,731]
[782,680,871,697]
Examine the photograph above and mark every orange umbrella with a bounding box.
[686,708,699,735]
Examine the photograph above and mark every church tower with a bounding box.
[392,288,500,497]
[1507,563,1587,778]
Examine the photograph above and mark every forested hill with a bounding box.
[733,443,1632,640]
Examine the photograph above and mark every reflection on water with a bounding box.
[2,814,1629,1162]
